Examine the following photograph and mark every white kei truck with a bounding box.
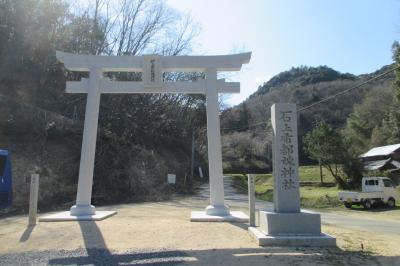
[338,177,399,209]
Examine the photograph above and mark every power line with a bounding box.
[298,65,399,112]
[221,65,399,132]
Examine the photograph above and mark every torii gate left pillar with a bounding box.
[70,67,101,216]
[39,51,251,222]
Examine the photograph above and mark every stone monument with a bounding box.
[249,103,336,246]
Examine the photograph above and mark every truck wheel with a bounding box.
[387,198,396,208]
[363,200,372,210]
[344,202,352,209]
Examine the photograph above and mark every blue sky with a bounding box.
[166,0,400,106]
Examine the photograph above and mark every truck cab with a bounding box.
[363,177,395,192]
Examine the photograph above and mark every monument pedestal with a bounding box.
[260,210,321,235]
[249,227,336,247]
[248,210,336,246]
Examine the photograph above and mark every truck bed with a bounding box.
[338,191,383,202]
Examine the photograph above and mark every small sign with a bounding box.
[167,174,176,184]
[143,55,162,88]
[198,167,204,178]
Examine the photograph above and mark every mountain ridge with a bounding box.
[250,65,357,99]
[221,63,395,172]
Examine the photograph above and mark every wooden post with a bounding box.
[319,159,324,184]
[28,174,39,226]
[248,174,256,226]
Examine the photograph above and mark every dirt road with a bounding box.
[0,178,398,265]
[214,179,400,237]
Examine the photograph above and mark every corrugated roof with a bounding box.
[363,158,391,170]
[360,143,400,158]
[391,160,400,168]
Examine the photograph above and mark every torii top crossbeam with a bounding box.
[56,51,251,72]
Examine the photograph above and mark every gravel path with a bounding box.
[0,248,190,265]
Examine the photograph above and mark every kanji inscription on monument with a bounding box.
[271,103,300,213]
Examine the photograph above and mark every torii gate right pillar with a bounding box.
[204,68,229,216]
[190,68,248,222]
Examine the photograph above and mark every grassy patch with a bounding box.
[227,165,341,208]
[229,165,335,183]
[300,186,341,208]
[299,165,335,182]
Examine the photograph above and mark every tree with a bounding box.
[340,42,400,160]
[344,86,393,154]
[0,0,206,207]
[71,0,205,199]
[376,42,400,144]
[303,121,362,188]
[393,41,400,100]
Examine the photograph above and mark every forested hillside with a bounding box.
[0,0,208,211]
[221,64,395,173]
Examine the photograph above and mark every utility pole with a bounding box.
[190,128,195,179]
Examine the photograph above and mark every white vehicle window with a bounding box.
[383,179,393,188]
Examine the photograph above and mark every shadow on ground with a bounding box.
[1,220,398,265]
[48,222,400,265]
[19,224,35,242]
[348,205,400,213]
[25,247,400,266]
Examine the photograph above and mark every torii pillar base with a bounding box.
[190,211,249,222]
[190,205,249,222]
[70,204,96,216]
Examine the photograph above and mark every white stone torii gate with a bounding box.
[41,51,251,222]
